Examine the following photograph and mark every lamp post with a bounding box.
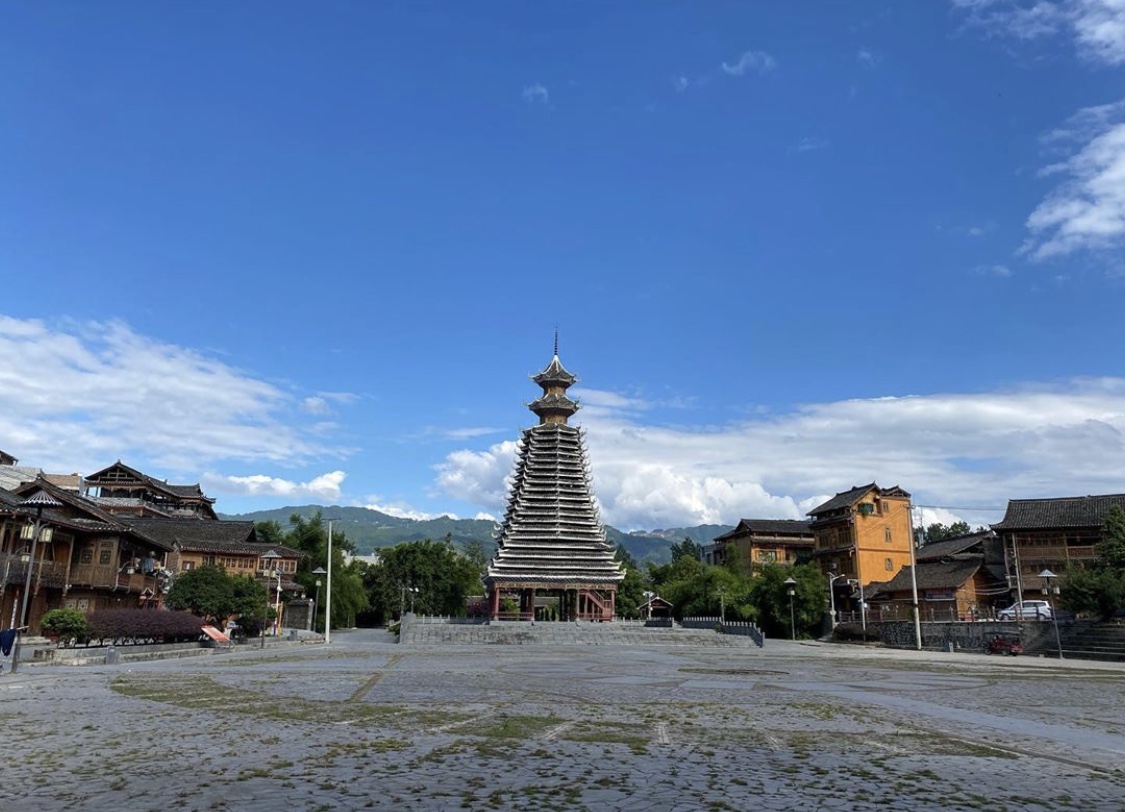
[642,590,654,620]
[312,566,327,635]
[260,549,282,648]
[1039,569,1064,660]
[325,519,334,645]
[826,572,845,628]
[784,577,797,640]
[11,491,62,674]
[717,586,726,625]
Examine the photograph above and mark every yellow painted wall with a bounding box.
[853,496,914,585]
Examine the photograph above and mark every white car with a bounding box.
[997,600,1053,621]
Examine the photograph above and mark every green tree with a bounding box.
[165,565,268,626]
[921,521,972,544]
[748,564,825,639]
[1097,505,1125,572]
[669,537,701,563]
[1060,505,1125,620]
[1061,566,1125,621]
[365,540,480,623]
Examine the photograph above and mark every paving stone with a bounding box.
[2,630,1124,811]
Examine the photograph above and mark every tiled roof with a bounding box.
[127,518,268,553]
[808,484,877,516]
[714,519,813,542]
[992,494,1125,530]
[872,558,983,595]
[915,532,993,562]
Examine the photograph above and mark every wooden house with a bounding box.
[992,493,1125,602]
[710,519,814,571]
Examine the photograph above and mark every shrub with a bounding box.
[40,608,93,646]
[87,609,205,645]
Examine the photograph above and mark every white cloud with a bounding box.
[673,75,691,92]
[303,396,330,415]
[857,47,881,66]
[1022,99,1125,259]
[973,263,1014,275]
[1072,0,1125,64]
[0,316,347,477]
[953,0,1125,65]
[362,500,457,521]
[522,83,549,104]
[721,50,777,76]
[211,470,347,501]
[435,379,1125,531]
[792,136,830,153]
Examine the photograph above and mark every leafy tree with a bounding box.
[1060,505,1125,620]
[40,608,92,645]
[165,565,243,621]
[669,537,701,564]
[1061,566,1125,621]
[364,540,480,623]
[1097,505,1125,572]
[748,564,825,639]
[920,522,972,544]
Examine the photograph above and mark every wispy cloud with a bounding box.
[857,47,881,66]
[522,83,549,104]
[791,136,830,153]
[436,378,1125,530]
[673,75,691,93]
[1022,99,1125,259]
[973,263,1015,276]
[721,49,777,76]
[0,316,348,479]
[953,0,1125,65]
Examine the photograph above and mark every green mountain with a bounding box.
[220,504,732,566]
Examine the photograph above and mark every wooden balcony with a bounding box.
[68,564,159,594]
[0,552,69,589]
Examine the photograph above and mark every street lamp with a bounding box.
[826,572,845,628]
[784,577,797,640]
[1039,569,1064,660]
[260,549,282,647]
[325,519,335,645]
[642,590,654,620]
[717,586,726,624]
[312,566,327,635]
[11,490,62,674]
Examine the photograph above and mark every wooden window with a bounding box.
[885,557,894,571]
[884,527,893,543]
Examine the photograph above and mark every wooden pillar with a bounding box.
[490,586,501,620]
[529,587,537,621]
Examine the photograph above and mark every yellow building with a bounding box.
[807,483,915,596]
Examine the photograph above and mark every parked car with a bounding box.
[997,600,1053,621]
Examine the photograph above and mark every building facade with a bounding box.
[710,519,814,571]
[992,493,1125,602]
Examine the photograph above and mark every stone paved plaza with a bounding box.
[2,629,1124,811]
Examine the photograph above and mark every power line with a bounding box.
[912,504,1007,512]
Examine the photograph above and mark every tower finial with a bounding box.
[553,327,559,358]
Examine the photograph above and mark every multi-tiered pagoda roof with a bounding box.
[485,348,623,591]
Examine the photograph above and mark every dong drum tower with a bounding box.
[484,343,624,621]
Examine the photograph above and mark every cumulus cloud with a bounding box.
[721,50,777,76]
[953,0,1125,65]
[1023,99,1125,259]
[522,83,549,104]
[211,470,347,501]
[0,316,348,479]
[435,379,1125,530]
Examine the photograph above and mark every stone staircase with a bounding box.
[399,620,761,647]
[1023,621,1125,662]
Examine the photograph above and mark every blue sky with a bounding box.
[3,1,1124,531]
